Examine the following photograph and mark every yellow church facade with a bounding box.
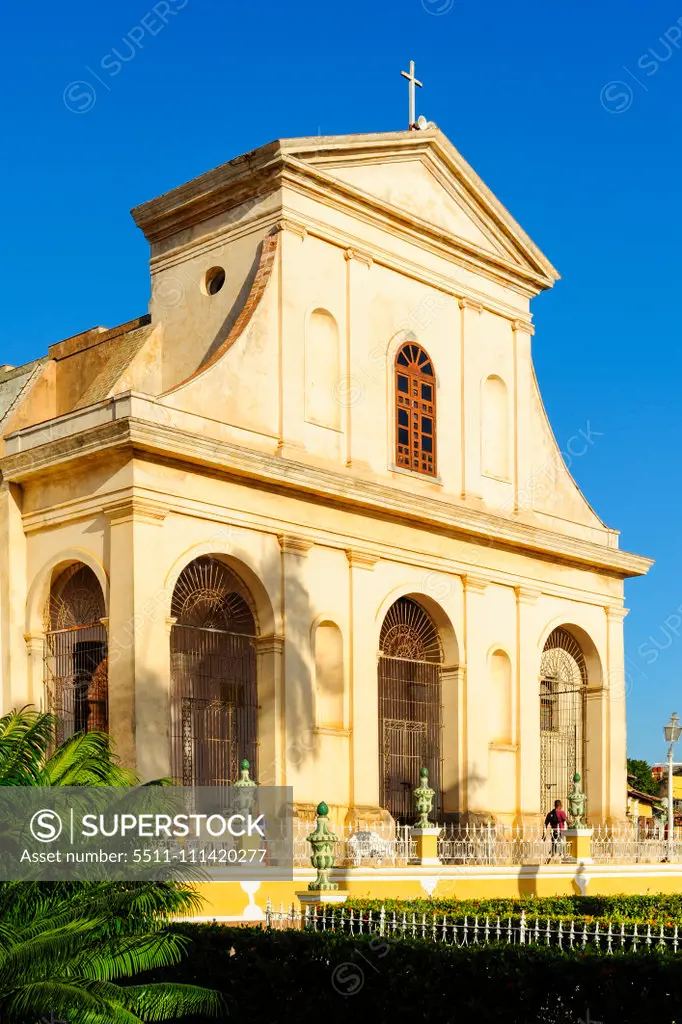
[0,128,651,830]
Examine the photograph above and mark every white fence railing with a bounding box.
[591,824,682,864]
[265,902,682,954]
[438,823,555,865]
[293,821,682,867]
[293,822,415,867]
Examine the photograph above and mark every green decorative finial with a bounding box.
[568,772,587,827]
[306,801,338,891]
[232,757,257,818]
[413,766,435,829]
[234,759,256,787]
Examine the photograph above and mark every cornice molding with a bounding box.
[344,247,373,268]
[512,319,535,336]
[346,549,379,570]
[23,632,43,653]
[0,416,653,580]
[278,534,313,557]
[253,634,285,654]
[515,585,541,606]
[280,160,549,299]
[103,496,169,526]
[605,605,629,622]
[458,298,483,314]
[131,133,558,298]
[462,573,488,595]
[274,217,307,240]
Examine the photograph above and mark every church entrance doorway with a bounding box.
[44,564,108,745]
[378,597,443,821]
[540,627,587,812]
[170,556,258,786]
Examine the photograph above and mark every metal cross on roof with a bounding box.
[400,60,423,127]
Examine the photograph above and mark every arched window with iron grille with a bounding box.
[170,556,258,787]
[394,342,437,477]
[540,627,587,811]
[44,564,108,744]
[378,597,443,820]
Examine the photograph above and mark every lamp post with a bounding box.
[663,712,682,861]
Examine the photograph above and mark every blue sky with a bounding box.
[1,0,680,762]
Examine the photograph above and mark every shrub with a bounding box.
[147,923,682,1024]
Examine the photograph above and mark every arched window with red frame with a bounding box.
[394,342,437,477]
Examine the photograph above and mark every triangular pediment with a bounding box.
[324,158,513,259]
[132,129,559,295]
[279,130,560,293]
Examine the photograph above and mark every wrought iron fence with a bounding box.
[265,902,682,954]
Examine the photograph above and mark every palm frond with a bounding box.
[0,708,55,786]
[40,731,138,787]
[114,981,226,1020]
[0,707,216,1024]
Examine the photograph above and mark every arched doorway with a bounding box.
[170,556,258,786]
[378,597,443,820]
[540,627,587,811]
[44,564,108,743]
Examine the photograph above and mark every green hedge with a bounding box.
[341,893,682,926]
[146,924,682,1024]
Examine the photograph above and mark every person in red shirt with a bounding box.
[544,800,568,861]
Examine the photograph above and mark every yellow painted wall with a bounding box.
[193,863,682,921]
[0,130,650,828]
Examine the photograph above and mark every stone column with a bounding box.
[105,497,170,779]
[346,549,382,823]
[462,573,488,819]
[0,483,28,711]
[278,534,314,810]
[515,586,542,824]
[605,605,629,824]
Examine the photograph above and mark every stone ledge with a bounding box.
[0,412,652,579]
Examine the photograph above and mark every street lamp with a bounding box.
[664,712,682,861]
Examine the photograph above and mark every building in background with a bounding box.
[0,128,651,826]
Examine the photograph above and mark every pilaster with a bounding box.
[346,548,382,819]
[458,299,483,500]
[105,496,170,779]
[462,573,488,816]
[515,585,541,823]
[511,320,534,512]
[605,605,629,824]
[23,632,44,710]
[344,246,373,470]
[279,535,314,800]
[277,222,307,458]
[253,634,285,786]
[0,483,28,711]
[442,663,466,815]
